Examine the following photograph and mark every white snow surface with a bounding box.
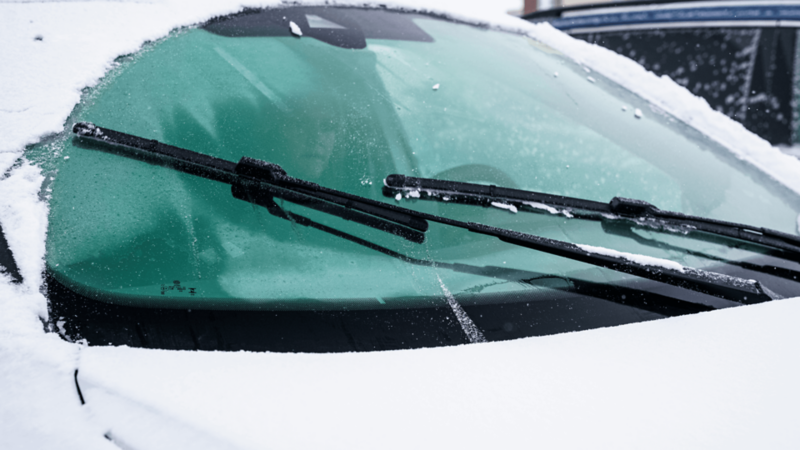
[76,301,800,449]
[288,19,302,36]
[523,200,574,217]
[3,0,800,448]
[490,201,518,213]
[577,243,685,273]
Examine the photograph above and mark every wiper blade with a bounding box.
[384,174,800,260]
[73,122,428,243]
[72,123,781,304]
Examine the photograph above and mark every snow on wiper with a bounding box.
[383,174,800,261]
[72,123,780,304]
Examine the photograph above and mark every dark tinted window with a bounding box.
[577,28,797,146]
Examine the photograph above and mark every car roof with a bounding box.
[524,0,800,33]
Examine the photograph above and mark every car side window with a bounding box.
[576,28,797,146]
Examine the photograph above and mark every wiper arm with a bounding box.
[73,122,428,243]
[72,123,780,304]
[384,174,800,261]
[267,206,717,317]
[601,220,800,284]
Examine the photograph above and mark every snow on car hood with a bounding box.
[2,1,800,448]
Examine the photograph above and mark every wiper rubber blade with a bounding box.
[384,174,800,260]
[72,123,781,304]
[73,122,427,243]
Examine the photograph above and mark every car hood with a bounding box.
[72,298,800,449]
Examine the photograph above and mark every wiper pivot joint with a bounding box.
[235,156,288,182]
[609,197,658,216]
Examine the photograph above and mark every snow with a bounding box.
[3,0,800,448]
[289,20,302,36]
[74,298,800,449]
[523,201,574,218]
[577,243,686,273]
[436,275,486,344]
[634,108,643,119]
[0,161,48,298]
[490,201,518,213]
[0,165,109,449]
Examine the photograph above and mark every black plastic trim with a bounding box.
[0,223,22,284]
[46,270,715,352]
[74,369,85,405]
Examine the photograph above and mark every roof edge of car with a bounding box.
[522,0,745,21]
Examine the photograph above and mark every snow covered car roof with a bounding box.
[2,1,800,448]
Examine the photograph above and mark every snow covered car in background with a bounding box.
[525,0,800,152]
[3,1,800,448]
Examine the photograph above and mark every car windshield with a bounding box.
[29,7,800,350]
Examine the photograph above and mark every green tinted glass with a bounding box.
[33,8,800,310]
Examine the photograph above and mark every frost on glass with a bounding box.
[583,29,759,118]
[580,28,797,146]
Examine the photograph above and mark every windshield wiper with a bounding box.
[265,206,718,317]
[72,123,781,304]
[73,123,428,243]
[383,174,800,261]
